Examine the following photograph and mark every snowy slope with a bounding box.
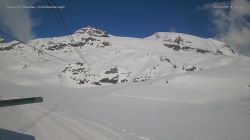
[1,27,250,140]
[0,27,239,87]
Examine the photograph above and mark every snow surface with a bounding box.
[0,27,250,140]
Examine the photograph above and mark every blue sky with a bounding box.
[30,0,229,39]
[1,0,249,55]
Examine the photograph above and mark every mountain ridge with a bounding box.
[0,27,241,87]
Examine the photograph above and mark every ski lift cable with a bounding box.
[0,30,69,63]
[49,0,87,64]
[44,0,87,64]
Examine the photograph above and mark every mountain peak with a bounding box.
[74,26,109,37]
[146,32,204,40]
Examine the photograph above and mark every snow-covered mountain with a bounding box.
[1,27,250,140]
[0,27,240,87]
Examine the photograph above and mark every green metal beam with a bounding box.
[0,97,43,107]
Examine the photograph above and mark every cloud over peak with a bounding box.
[0,0,39,42]
[201,0,250,56]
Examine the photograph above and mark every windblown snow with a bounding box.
[0,27,250,140]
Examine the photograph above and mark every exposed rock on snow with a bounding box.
[75,26,109,37]
[0,41,21,51]
[1,27,250,140]
[163,36,227,55]
[0,27,239,87]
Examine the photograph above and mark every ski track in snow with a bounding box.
[16,105,129,140]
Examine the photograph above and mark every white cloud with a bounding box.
[0,0,39,42]
[202,0,250,56]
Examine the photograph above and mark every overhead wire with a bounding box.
[0,30,69,63]
[43,0,87,64]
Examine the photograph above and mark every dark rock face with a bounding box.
[164,42,216,54]
[44,35,110,51]
[174,36,183,44]
[182,66,199,71]
[104,67,118,74]
[121,79,128,83]
[72,67,85,75]
[223,44,236,54]
[78,79,89,84]
[0,42,21,51]
[182,46,212,54]
[0,45,14,51]
[62,62,88,75]
[46,42,67,51]
[61,63,127,86]
[160,57,171,62]
[61,62,97,85]
[181,46,192,51]
[196,48,210,53]
[62,65,71,73]
[164,44,181,51]
[100,42,111,47]
[69,42,86,48]
[91,82,101,86]
[76,62,84,66]
[82,37,98,42]
[160,56,178,68]
[75,27,109,37]
[133,76,151,82]
[216,49,223,55]
[100,75,119,84]
[185,66,197,71]
[162,36,227,55]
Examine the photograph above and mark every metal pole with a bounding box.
[0,97,43,107]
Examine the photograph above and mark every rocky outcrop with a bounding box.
[75,27,109,37]
[0,41,21,51]
[163,36,224,55]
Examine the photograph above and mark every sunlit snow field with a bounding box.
[1,29,250,140]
